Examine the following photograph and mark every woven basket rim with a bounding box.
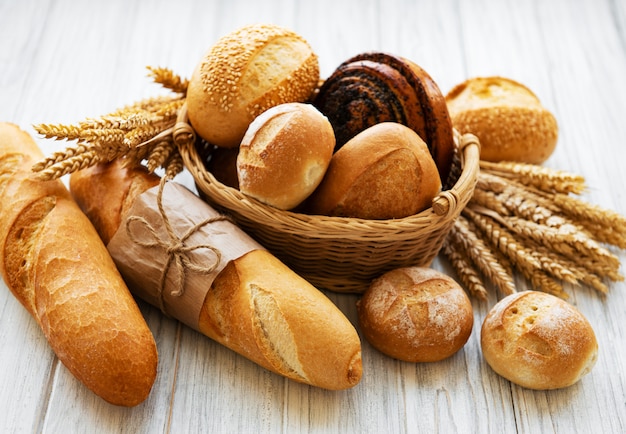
[179,129,480,233]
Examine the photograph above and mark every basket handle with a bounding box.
[432,132,480,217]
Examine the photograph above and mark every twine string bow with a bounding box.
[126,177,228,315]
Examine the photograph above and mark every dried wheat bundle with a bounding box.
[444,160,626,299]
[31,67,189,180]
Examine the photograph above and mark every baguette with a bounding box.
[0,123,157,407]
[70,160,363,390]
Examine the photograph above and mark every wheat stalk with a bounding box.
[31,67,189,180]
[441,238,489,300]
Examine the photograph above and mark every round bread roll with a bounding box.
[237,102,335,210]
[187,23,320,148]
[481,291,598,390]
[445,76,558,163]
[314,52,455,183]
[306,122,441,219]
[357,267,473,362]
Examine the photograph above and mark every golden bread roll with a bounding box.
[0,123,157,407]
[306,122,441,219]
[314,52,455,182]
[481,291,598,389]
[187,23,320,148]
[237,102,335,210]
[70,160,363,390]
[445,76,558,163]
[357,267,473,362]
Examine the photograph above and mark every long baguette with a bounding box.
[0,123,158,406]
[70,159,363,390]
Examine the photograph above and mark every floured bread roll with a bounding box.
[357,267,473,362]
[481,291,598,389]
[237,102,335,210]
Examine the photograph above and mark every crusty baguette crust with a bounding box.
[70,160,159,244]
[70,160,363,390]
[199,249,362,390]
[0,123,157,407]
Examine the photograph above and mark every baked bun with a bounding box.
[306,122,441,219]
[445,76,558,163]
[314,52,455,182]
[481,291,598,390]
[357,267,473,362]
[187,24,320,148]
[237,103,335,210]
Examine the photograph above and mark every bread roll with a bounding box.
[237,103,335,210]
[187,23,320,148]
[0,123,157,407]
[70,160,362,390]
[481,291,598,390]
[306,122,441,219]
[314,52,455,182]
[357,267,473,362]
[445,76,558,163]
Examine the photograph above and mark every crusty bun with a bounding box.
[445,76,558,163]
[481,291,598,390]
[237,102,335,210]
[306,122,441,219]
[314,52,455,182]
[187,23,320,148]
[357,267,473,362]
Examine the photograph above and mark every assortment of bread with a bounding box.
[481,291,598,389]
[1,22,607,406]
[70,160,362,390]
[445,76,558,164]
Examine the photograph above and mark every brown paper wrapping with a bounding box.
[107,181,264,330]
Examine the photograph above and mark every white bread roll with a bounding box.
[237,102,335,210]
[187,23,320,148]
[70,160,363,390]
[0,123,157,407]
[481,291,598,389]
[306,122,441,219]
[445,76,558,163]
[357,267,473,362]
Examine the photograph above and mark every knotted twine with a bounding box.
[124,176,230,316]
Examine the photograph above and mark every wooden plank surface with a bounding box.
[1,0,625,432]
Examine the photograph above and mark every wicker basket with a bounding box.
[179,129,480,294]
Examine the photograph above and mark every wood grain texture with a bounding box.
[1,0,625,432]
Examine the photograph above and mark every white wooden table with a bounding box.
[2,0,625,432]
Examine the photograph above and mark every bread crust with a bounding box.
[481,291,598,389]
[445,76,558,163]
[199,249,362,390]
[306,122,441,219]
[187,24,320,148]
[237,102,335,210]
[357,267,473,362]
[0,123,157,407]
